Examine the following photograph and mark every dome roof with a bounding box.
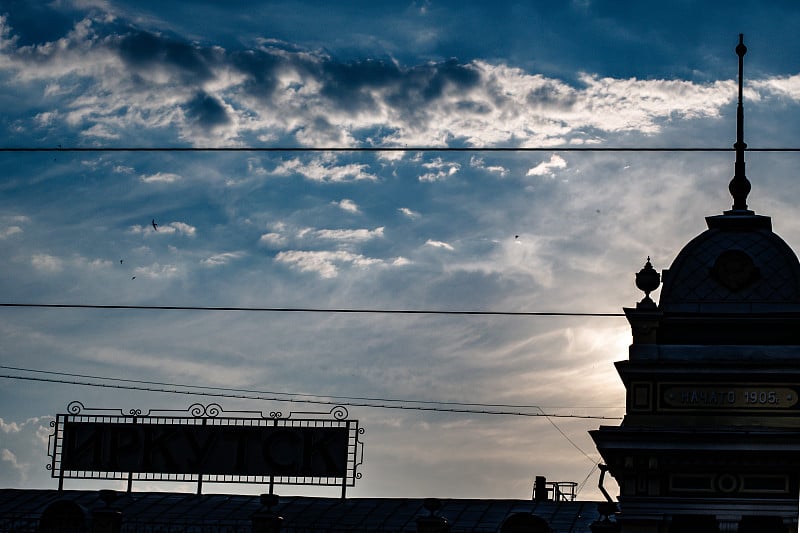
[626,36,800,346]
[659,213,800,313]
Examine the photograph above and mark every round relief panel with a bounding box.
[711,249,758,291]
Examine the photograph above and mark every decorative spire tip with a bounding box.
[728,33,751,212]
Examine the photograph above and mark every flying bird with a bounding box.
[152,219,158,231]
[120,259,124,264]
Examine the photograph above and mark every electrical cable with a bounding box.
[576,463,601,496]
[537,407,600,465]
[0,365,623,411]
[0,373,623,420]
[4,146,800,152]
[0,303,625,316]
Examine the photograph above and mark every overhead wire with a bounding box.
[3,145,800,152]
[0,365,622,411]
[0,370,623,420]
[0,302,625,316]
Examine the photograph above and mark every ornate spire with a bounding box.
[728,33,751,212]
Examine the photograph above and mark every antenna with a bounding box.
[729,33,751,211]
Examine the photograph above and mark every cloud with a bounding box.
[0,15,744,150]
[425,239,454,251]
[168,222,197,237]
[272,156,377,182]
[185,91,231,129]
[311,227,384,243]
[526,154,567,176]
[140,172,182,183]
[470,156,508,177]
[0,226,22,239]
[274,250,387,278]
[399,207,420,219]
[114,164,134,174]
[1,449,26,475]
[419,157,460,182]
[31,254,63,273]
[201,251,246,267]
[128,221,196,236]
[34,111,58,126]
[259,232,287,248]
[131,263,180,279]
[81,123,120,139]
[0,417,51,486]
[335,199,360,213]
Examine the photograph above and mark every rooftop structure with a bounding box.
[591,35,800,533]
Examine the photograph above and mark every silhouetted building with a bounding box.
[0,488,600,532]
[592,36,800,533]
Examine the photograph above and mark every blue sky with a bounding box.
[3,0,800,501]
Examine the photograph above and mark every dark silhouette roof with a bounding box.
[0,488,602,533]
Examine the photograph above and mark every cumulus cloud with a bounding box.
[140,172,182,183]
[399,207,421,219]
[1,448,26,476]
[0,417,51,486]
[259,232,287,248]
[129,221,196,236]
[334,199,360,213]
[168,222,197,237]
[274,250,387,278]
[34,111,58,127]
[0,15,746,150]
[31,253,63,272]
[114,164,134,174]
[526,154,567,176]
[470,156,508,177]
[311,227,384,243]
[132,263,180,279]
[419,157,461,182]
[0,226,22,238]
[425,239,455,251]
[201,251,246,267]
[272,156,377,182]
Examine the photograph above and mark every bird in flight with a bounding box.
[152,219,158,231]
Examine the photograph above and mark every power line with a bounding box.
[0,303,625,317]
[0,146,800,153]
[0,364,621,411]
[5,146,800,152]
[0,146,737,152]
[0,372,623,420]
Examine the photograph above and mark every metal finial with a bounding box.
[729,33,751,211]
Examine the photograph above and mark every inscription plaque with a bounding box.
[659,384,799,412]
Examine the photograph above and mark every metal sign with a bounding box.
[49,402,364,496]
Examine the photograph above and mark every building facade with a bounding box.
[591,36,800,533]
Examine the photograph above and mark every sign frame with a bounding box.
[48,401,364,497]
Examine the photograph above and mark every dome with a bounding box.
[628,34,800,345]
[659,213,800,314]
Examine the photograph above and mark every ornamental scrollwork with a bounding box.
[67,400,85,414]
[330,406,349,420]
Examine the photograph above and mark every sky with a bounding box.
[3,0,800,502]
